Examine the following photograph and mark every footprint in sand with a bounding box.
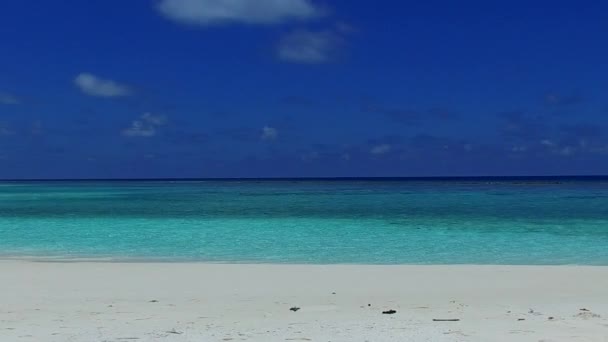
[575,311,601,319]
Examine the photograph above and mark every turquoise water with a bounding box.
[1,178,608,264]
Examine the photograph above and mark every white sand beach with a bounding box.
[1,261,607,341]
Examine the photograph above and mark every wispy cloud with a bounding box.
[31,120,43,136]
[301,151,319,162]
[0,123,14,136]
[277,27,345,64]
[122,113,167,137]
[0,92,20,105]
[510,145,527,153]
[498,111,549,141]
[261,125,278,141]
[370,144,391,155]
[544,93,583,106]
[559,123,604,139]
[558,146,575,156]
[540,139,556,147]
[157,0,322,26]
[535,122,607,157]
[74,73,131,97]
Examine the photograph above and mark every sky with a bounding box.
[1,0,607,178]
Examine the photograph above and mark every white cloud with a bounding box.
[141,112,167,126]
[540,139,555,147]
[157,0,321,26]
[277,28,342,64]
[74,73,131,97]
[123,121,156,137]
[559,146,575,156]
[370,144,391,155]
[122,113,167,137]
[0,92,19,105]
[261,125,278,141]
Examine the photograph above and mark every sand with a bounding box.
[1,261,607,341]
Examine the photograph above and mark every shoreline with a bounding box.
[2,255,608,266]
[1,261,607,341]
[3,257,608,266]
[4,257,608,265]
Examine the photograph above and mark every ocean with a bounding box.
[1,177,607,264]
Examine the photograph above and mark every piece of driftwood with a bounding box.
[382,310,397,314]
[290,307,301,312]
[433,318,460,322]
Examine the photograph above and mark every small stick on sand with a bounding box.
[433,318,460,322]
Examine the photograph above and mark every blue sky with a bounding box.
[1,0,607,178]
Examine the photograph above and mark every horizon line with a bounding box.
[1,175,607,182]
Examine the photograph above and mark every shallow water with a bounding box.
[1,178,607,264]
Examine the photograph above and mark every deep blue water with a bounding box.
[1,177,607,264]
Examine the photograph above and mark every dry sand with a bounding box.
[1,261,607,341]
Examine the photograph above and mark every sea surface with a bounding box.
[1,177,608,265]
